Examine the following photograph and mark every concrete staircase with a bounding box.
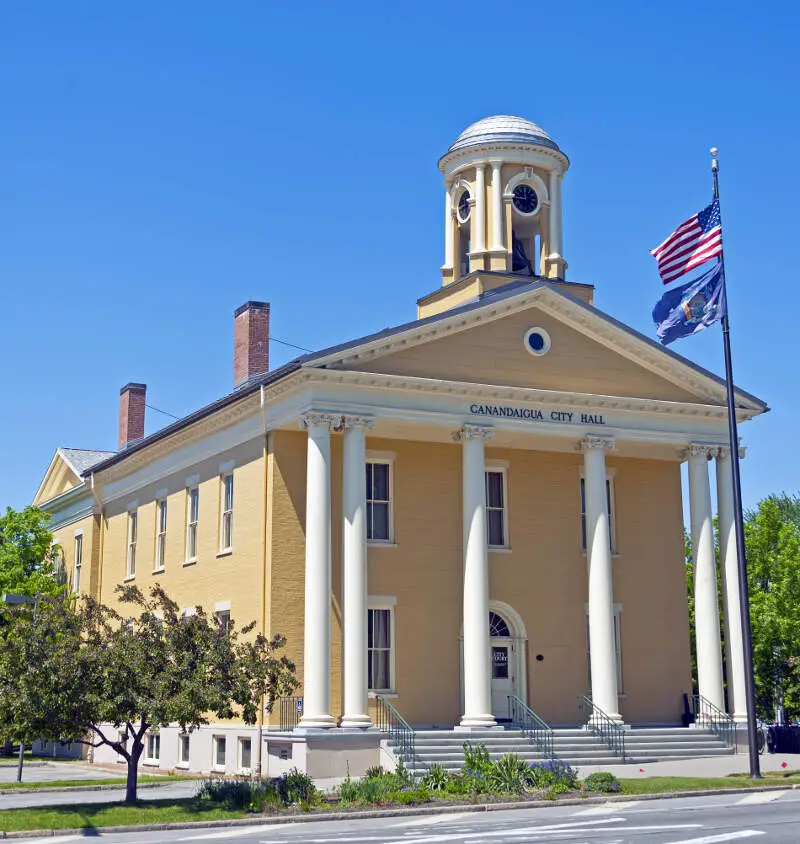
[390,726,733,777]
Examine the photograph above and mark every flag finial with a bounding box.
[710,147,719,173]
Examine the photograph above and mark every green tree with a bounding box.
[0,506,64,598]
[744,495,800,720]
[0,584,299,802]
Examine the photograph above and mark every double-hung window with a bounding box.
[366,461,392,542]
[580,475,617,554]
[73,533,83,593]
[238,737,252,772]
[145,732,160,764]
[186,487,199,562]
[213,735,226,769]
[216,609,231,633]
[220,473,234,552]
[155,499,167,570]
[485,469,508,548]
[178,734,190,767]
[367,606,394,692]
[126,511,137,578]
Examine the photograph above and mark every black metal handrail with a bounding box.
[692,693,735,748]
[278,696,303,731]
[508,695,554,759]
[580,695,627,760]
[375,695,415,770]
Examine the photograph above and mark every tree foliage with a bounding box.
[745,494,800,720]
[0,584,299,801]
[0,506,64,598]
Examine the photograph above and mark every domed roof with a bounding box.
[446,115,561,155]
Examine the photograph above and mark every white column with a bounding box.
[298,413,337,729]
[548,170,563,261]
[581,436,622,724]
[443,186,454,270]
[716,446,748,723]
[687,444,725,712]
[455,424,496,728]
[491,160,504,252]
[473,164,486,254]
[341,416,375,729]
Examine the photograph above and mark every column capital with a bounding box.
[452,424,494,443]
[300,412,339,430]
[682,443,717,460]
[340,414,376,430]
[577,436,616,453]
[717,444,746,459]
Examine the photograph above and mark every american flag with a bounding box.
[650,199,722,284]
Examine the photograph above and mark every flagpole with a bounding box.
[711,148,762,779]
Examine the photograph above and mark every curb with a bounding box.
[1,783,797,839]
[0,782,177,797]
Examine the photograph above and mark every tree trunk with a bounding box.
[126,742,143,803]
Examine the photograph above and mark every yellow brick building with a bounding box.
[33,116,766,776]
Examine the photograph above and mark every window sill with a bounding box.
[212,765,226,773]
[368,691,398,699]
[216,549,233,559]
[182,559,198,568]
[123,575,136,583]
[143,761,160,768]
[176,762,190,770]
[582,552,621,559]
[489,546,512,554]
[152,567,165,575]
[368,542,397,549]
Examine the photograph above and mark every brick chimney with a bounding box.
[118,383,146,449]
[233,301,270,388]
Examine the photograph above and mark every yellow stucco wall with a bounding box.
[263,432,691,727]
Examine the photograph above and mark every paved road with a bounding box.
[12,789,800,843]
[0,762,116,785]
[0,781,197,809]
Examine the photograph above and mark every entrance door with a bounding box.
[489,611,515,720]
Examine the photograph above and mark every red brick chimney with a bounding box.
[234,301,270,388]
[118,383,146,449]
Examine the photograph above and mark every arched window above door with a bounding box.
[489,611,511,638]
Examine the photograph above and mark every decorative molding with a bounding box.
[716,445,746,460]
[578,436,616,453]
[340,415,376,430]
[299,412,339,430]
[682,444,717,460]
[452,424,494,443]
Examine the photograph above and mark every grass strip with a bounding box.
[620,775,800,794]
[0,774,197,791]
[0,799,244,833]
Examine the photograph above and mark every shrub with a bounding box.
[386,785,431,805]
[462,742,492,776]
[422,763,450,792]
[394,758,412,786]
[582,772,622,794]
[196,777,281,812]
[364,765,385,780]
[488,753,530,794]
[277,768,317,805]
[528,759,579,791]
[338,776,361,804]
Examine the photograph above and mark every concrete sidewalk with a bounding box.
[577,752,800,779]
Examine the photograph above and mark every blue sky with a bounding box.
[1,1,797,514]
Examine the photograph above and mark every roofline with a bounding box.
[82,359,304,477]
[82,278,767,479]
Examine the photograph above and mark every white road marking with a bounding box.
[661,832,765,844]
[16,838,85,844]
[396,812,474,827]
[572,801,643,815]
[179,828,278,841]
[735,790,788,805]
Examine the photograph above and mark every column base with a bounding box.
[297,714,336,730]
[339,715,373,729]
[457,715,498,730]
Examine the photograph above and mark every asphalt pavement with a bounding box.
[8,789,800,843]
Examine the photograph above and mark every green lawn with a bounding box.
[0,799,244,833]
[620,775,800,794]
[0,773,198,791]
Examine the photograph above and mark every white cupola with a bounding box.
[438,115,570,286]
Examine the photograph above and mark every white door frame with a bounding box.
[459,601,529,721]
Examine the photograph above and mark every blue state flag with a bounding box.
[652,262,727,346]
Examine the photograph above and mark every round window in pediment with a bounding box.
[524,326,551,356]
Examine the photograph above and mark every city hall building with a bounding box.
[34,116,766,776]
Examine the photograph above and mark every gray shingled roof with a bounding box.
[59,448,115,477]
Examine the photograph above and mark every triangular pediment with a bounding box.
[309,283,765,412]
[33,448,113,507]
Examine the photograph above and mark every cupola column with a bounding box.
[298,413,337,730]
[490,160,505,254]
[686,444,725,713]
[547,171,565,278]
[443,187,454,271]
[454,424,496,729]
[472,164,486,255]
